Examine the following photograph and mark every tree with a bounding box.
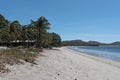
[9,21,22,46]
[0,14,9,45]
[0,14,8,30]
[21,25,28,42]
[21,24,37,47]
[0,27,10,45]
[0,14,62,48]
[35,16,50,48]
[50,32,61,47]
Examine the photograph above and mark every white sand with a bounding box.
[0,47,120,80]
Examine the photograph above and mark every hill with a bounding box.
[62,40,120,46]
[62,40,105,46]
[111,41,120,45]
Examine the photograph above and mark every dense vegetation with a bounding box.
[0,14,61,73]
[0,14,61,48]
[0,47,40,73]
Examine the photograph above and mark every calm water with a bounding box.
[69,46,120,62]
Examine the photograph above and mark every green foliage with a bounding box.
[0,48,37,64]
[35,16,50,48]
[0,14,9,42]
[0,48,38,73]
[0,13,62,74]
[0,13,62,48]
[0,14,8,30]
[50,33,61,47]
[9,20,22,42]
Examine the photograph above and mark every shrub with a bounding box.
[0,48,39,73]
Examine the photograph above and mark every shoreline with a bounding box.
[65,47,120,69]
[1,47,120,80]
[67,46,120,62]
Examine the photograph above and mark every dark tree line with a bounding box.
[0,14,61,48]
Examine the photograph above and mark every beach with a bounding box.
[0,47,120,80]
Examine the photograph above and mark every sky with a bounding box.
[0,0,120,43]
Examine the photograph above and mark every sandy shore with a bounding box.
[0,47,120,80]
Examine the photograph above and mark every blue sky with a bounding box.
[0,0,120,43]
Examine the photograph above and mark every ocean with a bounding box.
[69,46,120,62]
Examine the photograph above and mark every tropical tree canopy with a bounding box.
[0,14,61,48]
[50,33,61,47]
[0,14,8,30]
[36,16,50,47]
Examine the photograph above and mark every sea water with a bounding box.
[69,46,120,62]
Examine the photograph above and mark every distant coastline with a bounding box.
[62,40,120,46]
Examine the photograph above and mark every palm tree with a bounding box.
[0,14,8,30]
[0,14,61,48]
[0,14,9,45]
[21,24,37,47]
[0,27,10,46]
[35,16,50,48]
[21,25,29,47]
[9,20,22,46]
